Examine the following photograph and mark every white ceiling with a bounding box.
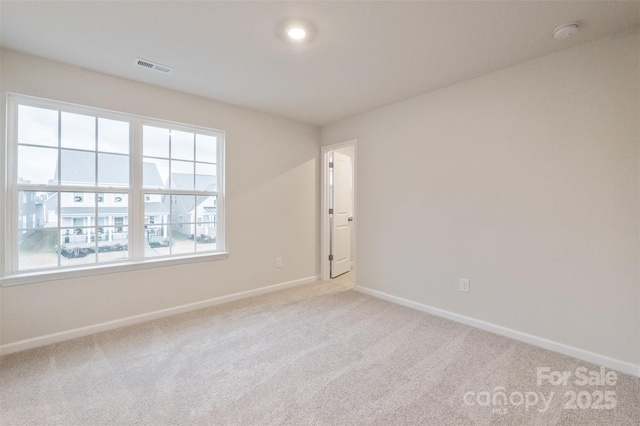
[1,1,638,126]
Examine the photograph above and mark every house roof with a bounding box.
[50,149,164,188]
[177,194,216,214]
[143,162,165,188]
[168,173,217,213]
[166,173,217,214]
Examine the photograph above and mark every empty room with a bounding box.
[0,1,638,425]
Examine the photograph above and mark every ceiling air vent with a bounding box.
[135,58,173,74]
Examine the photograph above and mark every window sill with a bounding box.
[0,252,229,287]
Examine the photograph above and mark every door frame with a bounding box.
[321,139,357,281]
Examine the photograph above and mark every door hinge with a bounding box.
[329,254,334,261]
[329,162,334,168]
[329,208,333,214]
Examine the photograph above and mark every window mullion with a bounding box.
[130,119,144,261]
[57,111,62,267]
[6,97,18,274]
[217,133,225,252]
[94,117,99,261]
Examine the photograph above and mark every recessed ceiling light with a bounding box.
[553,22,579,40]
[287,27,307,40]
[278,18,316,43]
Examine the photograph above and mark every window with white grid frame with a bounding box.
[5,94,224,276]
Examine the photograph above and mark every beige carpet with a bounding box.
[1,273,638,425]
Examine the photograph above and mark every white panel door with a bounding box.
[331,151,352,278]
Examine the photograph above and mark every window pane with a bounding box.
[18,146,58,185]
[143,125,169,158]
[171,160,194,190]
[145,201,170,258]
[144,192,169,222]
[143,158,169,189]
[61,112,95,150]
[98,153,129,187]
[196,134,216,164]
[61,150,95,186]
[173,195,195,224]
[195,195,216,252]
[42,192,59,227]
[98,118,129,154]
[60,192,96,229]
[18,105,58,147]
[170,228,195,255]
[196,223,217,252]
[195,163,217,191]
[99,193,128,227]
[18,228,58,270]
[60,228,96,266]
[144,192,169,258]
[18,191,52,229]
[171,130,194,161]
[195,195,217,222]
[97,226,128,263]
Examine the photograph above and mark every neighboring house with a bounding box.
[167,173,217,241]
[57,192,130,245]
[39,151,170,248]
[143,162,170,244]
[17,177,47,242]
[19,153,218,249]
[17,177,38,230]
[144,192,169,245]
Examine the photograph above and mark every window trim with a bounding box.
[0,252,230,286]
[3,93,226,284]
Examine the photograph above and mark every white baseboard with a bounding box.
[355,285,640,378]
[0,275,319,356]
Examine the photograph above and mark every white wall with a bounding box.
[321,31,640,366]
[0,49,320,345]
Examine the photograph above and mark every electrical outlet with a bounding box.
[460,278,470,293]
[275,257,282,268]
